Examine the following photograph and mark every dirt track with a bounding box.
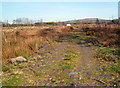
[16,28,104,86]
[3,27,118,86]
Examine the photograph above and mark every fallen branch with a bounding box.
[93,78,106,84]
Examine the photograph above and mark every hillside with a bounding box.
[64,18,111,24]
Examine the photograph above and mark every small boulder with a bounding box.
[10,56,27,63]
[69,72,77,75]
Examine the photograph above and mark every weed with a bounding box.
[97,44,104,47]
[59,64,72,69]
[22,55,30,58]
[104,66,119,72]
[65,54,75,58]
[63,58,71,60]
[35,73,44,76]
[18,66,26,69]
[2,66,10,72]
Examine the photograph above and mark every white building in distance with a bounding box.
[66,24,71,26]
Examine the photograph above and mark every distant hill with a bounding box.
[64,18,110,24]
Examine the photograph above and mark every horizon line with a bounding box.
[1,17,117,24]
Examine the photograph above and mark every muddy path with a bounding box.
[3,27,116,86]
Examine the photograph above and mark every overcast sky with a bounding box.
[1,1,119,23]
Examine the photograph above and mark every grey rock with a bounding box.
[10,56,27,63]
[69,72,77,75]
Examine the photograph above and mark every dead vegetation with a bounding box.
[3,24,120,64]
[2,26,71,64]
[81,24,120,48]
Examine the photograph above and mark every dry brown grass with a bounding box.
[81,24,120,48]
[3,26,45,64]
[2,26,70,64]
